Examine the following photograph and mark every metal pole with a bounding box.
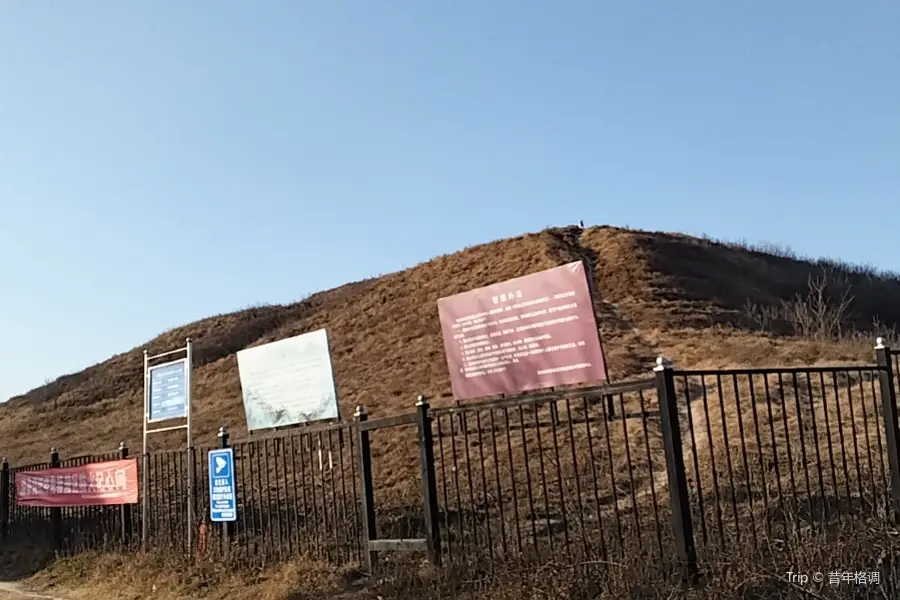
[0,458,9,539]
[50,448,62,551]
[141,349,150,551]
[654,357,698,581]
[119,442,132,546]
[185,338,194,556]
[875,338,900,522]
[355,406,376,571]
[186,339,193,448]
[142,349,149,456]
[416,395,441,566]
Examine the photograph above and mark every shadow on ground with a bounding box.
[0,540,54,583]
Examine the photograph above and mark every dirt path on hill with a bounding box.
[605,393,709,516]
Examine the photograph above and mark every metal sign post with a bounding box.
[142,338,194,553]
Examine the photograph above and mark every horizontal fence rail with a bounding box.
[2,342,900,587]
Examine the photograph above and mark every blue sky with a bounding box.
[1,1,898,402]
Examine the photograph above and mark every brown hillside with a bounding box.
[3,225,899,465]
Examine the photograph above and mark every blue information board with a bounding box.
[148,360,187,422]
[208,448,237,522]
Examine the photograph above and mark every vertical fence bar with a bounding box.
[185,338,195,559]
[0,458,8,539]
[306,433,321,557]
[461,410,479,548]
[875,339,900,522]
[347,425,362,562]
[355,406,376,572]
[119,443,132,547]
[654,357,698,581]
[416,395,442,566]
[235,443,248,565]
[261,438,274,563]
[50,448,62,551]
[322,431,337,560]
[288,436,304,557]
[187,445,196,558]
[141,450,150,551]
[487,408,509,559]
[251,437,264,566]
[473,409,494,570]
[277,437,289,561]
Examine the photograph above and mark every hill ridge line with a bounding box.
[4,225,900,465]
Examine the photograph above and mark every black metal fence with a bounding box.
[672,366,891,561]
[140,422,363,568]
[430,379,673,573]
[4,342,900,583]
[5,446,137,558]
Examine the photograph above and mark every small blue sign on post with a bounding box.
[148,359,188,422]
[208,448,237,522]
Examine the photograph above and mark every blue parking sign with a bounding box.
[208,448,237,522]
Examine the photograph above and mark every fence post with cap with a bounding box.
[875,338,900,522]
[654,356,698,582]
[0,458,8,539]
[416,395,442,565]
[355,406,377,572]
[119,442,133,546]
[49,447,62,551]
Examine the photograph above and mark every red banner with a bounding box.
[15,458,139,507]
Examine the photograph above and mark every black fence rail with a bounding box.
[142,448,193,555]
[892,348,900,393]
[139,423,363,569]
[214,424,362,567]
[671,366,890,561]
[58,448,138,554]
[431,379,673,573]
[5,340,900,586]
[7,460,55,544]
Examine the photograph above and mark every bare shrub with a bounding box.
[744,301,782,334]
[746,269,857,341]
[781,269,854,340]
[866,316,900,346]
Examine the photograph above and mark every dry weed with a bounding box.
[12,519,900,599]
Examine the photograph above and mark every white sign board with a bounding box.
[236,329,340,431]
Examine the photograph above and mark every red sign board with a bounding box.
[15,458,140,507]
[437,261,608,401]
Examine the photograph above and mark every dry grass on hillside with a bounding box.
[5,225,900,598]
[6,225,900,468]
[1,225,899,557]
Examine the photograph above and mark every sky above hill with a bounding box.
[1,1,898,402]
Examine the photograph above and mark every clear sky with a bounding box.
[1,1,898,402]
